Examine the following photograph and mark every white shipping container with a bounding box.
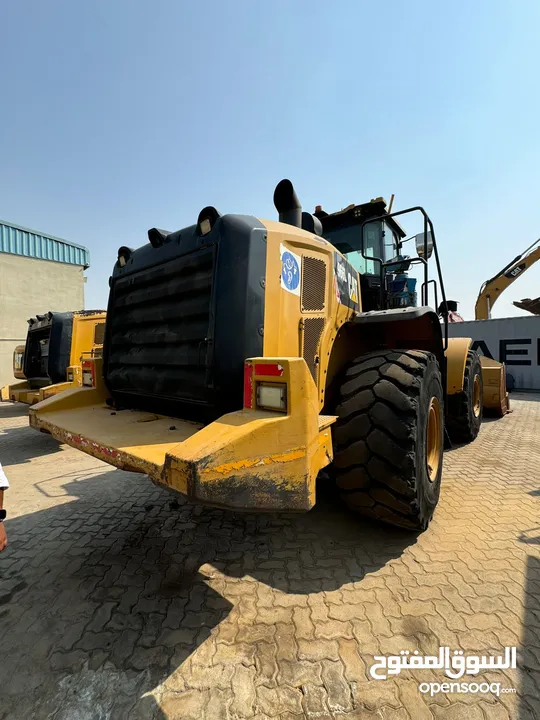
[447,316,540,390]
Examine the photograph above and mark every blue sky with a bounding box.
[1,0,539,319]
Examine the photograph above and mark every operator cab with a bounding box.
[315,199,415,311]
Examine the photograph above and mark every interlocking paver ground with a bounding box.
[0,395,539,719]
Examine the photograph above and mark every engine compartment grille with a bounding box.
[301,256,326,311]
[106,247,215,409]
[302,317,325,382]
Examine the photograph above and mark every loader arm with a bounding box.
[475,240,540,319]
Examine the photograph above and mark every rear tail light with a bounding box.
[256,383,287,412]
[244,361,288,413]
[82,360,95,387]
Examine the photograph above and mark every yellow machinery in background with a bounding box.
[30,181,508,531]
[475,238,540,319]
[12,344,26,380]
[478,356,510,415]
[444,237,540,412]
[2,310,106,405]
[438,302,509,417]
[514,297,540,314]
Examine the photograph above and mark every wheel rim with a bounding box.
[426,396,442,482]
[473,374,481,417]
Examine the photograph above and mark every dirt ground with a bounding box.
[0,395,539,719]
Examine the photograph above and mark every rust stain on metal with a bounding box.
[203,447,306,476]
[65,432,119,459]
[30,416,160,478]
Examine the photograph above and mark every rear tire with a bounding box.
[331,350,444,531]
[446,350,483,443]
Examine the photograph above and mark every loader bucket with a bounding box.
[480,356,510,417]
[0,381,40,404]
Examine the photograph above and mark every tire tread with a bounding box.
[332,349,441,530]
[446,350,483,443]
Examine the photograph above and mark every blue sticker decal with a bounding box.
[281,251,300,293]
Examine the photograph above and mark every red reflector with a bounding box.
[243,363,253,408]
[254,363,284,377]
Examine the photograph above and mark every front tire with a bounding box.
[446,350,483,443]
[332,350,444,531]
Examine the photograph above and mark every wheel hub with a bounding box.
[473,374,481,418]
[426,396,442,482]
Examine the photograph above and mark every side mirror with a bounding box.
[415,231,434,259]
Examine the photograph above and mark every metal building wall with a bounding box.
[448,316,540,390]
[0,220,90,267]
[0,219,90,386]
[0,254,86,387]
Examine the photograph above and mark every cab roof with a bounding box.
[314,197,407,239]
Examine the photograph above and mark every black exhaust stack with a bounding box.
[274,179,302,228]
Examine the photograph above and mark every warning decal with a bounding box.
[280,244,301,296]
[334,253,360,312]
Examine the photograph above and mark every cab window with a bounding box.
[322,219,398,275]
[382,223,399,261]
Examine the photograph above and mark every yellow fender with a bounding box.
[445,337,472,395]
[444,336,509,416]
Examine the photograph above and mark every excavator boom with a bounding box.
[475,239,540,319]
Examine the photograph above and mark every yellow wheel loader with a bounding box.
[29,181,507,530]
[12,344,26,381]
[2,310,106,405]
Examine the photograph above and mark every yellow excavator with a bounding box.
[30,181,508,531]
[475,239,540,319]
[2,310,106,404]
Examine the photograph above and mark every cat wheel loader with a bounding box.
[29,181,508,530]
[12,344,26,381]
[2,310,106,405]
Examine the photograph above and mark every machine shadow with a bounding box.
[511,392,540,403]
[216,478,417,595]
[0,469,415,718]
[0,422,62,466]
[0,402,32,420]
